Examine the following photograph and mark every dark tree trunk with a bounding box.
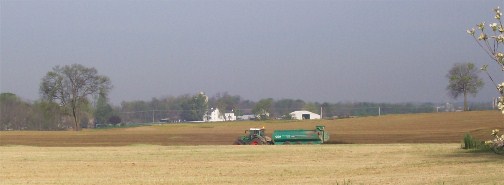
[464,91,468,111]
[72,107,80,131]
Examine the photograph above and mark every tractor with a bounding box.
[233,127,273,145]
[234,125,330,145]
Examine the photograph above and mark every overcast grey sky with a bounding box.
[1,0,503,105]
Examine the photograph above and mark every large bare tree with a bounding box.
[40,64,111,131]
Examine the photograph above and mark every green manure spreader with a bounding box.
[233,125,329,145]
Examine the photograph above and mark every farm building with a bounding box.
[289,110,321,120]
[237,114,256,120]
[203,108,236,122]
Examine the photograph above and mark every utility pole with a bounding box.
[378,107,381,116]
[320,106,323,119]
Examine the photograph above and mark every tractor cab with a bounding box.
[246,128,265,138]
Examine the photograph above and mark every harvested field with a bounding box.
[1,111,503,185]
[1,111,502,146]
[1,144,503,185]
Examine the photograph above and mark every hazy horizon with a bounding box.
[2,0,504,105]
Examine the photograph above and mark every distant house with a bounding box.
[203,108,236,122]
[289,110,321,120]
[224,112,236,121]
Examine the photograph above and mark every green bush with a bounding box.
[462,133,476,149]
[461,133,492,151]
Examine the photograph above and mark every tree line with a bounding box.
[0,92,121,131]
[3,89,494,131]
[0,64,495,131]
[119,96,493,124]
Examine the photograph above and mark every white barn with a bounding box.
[289,110,321,120]
[203,108,236,122]
[237,114,255,120]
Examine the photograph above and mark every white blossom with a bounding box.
[492,129,500,136]
[478,22,486,30]
[490,23,498,31]
[478,33,488,40]
[497,34,504,43]
[467,28,476,35]
[495,7,502,19]
[498,82,504,93]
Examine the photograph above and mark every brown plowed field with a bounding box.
[1,111,503,146]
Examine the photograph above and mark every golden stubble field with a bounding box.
[1,111,503,184]
[1,144,503,185]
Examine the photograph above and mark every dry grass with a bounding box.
[1,144,503,185]
[1,111,503,184]
[1,111,503,146]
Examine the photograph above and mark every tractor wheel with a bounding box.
[233,138,245,145]
[250,138,264,145]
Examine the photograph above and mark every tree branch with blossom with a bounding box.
[467,6,504,155]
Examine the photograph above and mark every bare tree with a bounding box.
[446,63,484,111]
[40,64,111,131]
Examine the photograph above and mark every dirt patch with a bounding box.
[1,111,503,146]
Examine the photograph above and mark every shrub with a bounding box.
[462,133,477,149]
[462,133,475,149]
[461,133,491,151]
